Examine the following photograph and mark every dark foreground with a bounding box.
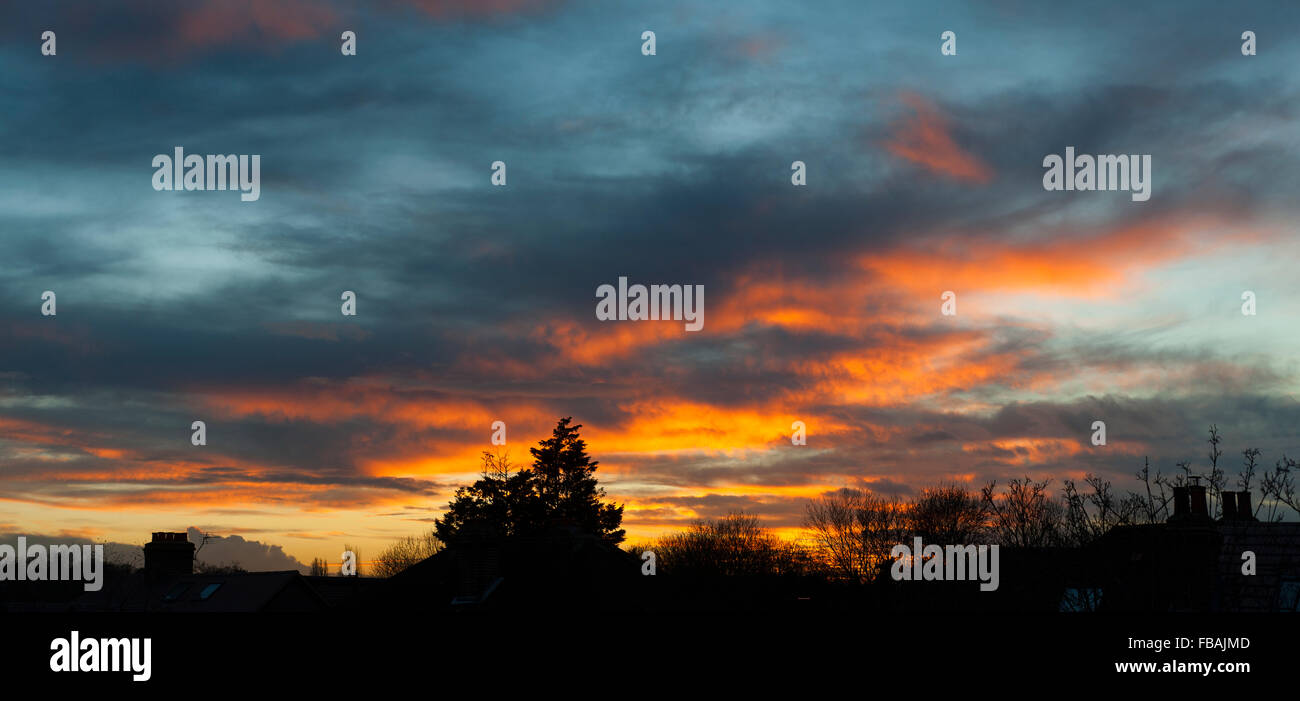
[0,610,1288,690]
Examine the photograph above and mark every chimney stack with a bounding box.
[1221,491,1239,520]
[1188,484,1208,519]
[1172,486,1190,519]
[1236,491,1254,521]
[144,531,194,578]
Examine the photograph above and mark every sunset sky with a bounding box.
[2,0,1298,570]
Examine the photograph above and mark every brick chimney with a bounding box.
[1188,480,1208,519]
[1236,491,1255,521]
[144,532,194,577]
[1172,486,1190,519]
[1169,482,1213,525]
[1221,490,1239,520]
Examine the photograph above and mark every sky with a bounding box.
[1,0,1298,571]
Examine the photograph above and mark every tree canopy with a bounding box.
[433,417,626,544]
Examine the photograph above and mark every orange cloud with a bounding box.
[860,213,1265,301]
[802,340,1032,408]
[524,214,1253,371]
[200,378,545,430]
[589,400,855,456]
[1,207,1280,553]
[195,378,571,480]
[883,92,994,183]
[528,318,688,367]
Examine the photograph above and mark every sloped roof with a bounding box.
[1086,520,1300,612]
[1215,522,1300,612]
[382,528,643,612]
[69,570,329,612]
[151,571,327,612]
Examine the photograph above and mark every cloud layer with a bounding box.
[1,0,1298,562]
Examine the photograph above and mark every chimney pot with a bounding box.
[144,531,194,577]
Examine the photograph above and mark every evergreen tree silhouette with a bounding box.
[434,417,625,544]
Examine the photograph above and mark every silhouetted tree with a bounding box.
[100,540,143,572]
[529,417,625,542]
[805,488,867,581]
[909,484,988,544]
[653,512,813,577]
[435,452,537,540]
[1061,474,1146,546]
[804,488,905,582]
[309,557,329,576]
[981,477,1063,547]
[1127,426,1298,522]
[1131,456,1178,524]
[194,561,246,575]
[1260,455,1299,520]
[858,492,907,576]
[434,417,625,544]
[1239,448,1260,496]
[370,530,443,578]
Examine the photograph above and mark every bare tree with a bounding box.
[1260,455,1299,521]
[192,530,216,568]
[804,488,908,582]
[1130,456,1177,523]
[982,477,1063,547]
[369,531,443,578]
[100,539,144,572]
[1062,475,1141,546]
[481,449,512,481]
[195,560,245,574]
[857,492,907,577]
[909,484,988,544]
[1205,425,1228,518]
[654,512,814,577]
[1239,448,1261,494]
[805,488,867,581]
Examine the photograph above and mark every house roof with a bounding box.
[382,527,643,612]
[1085,520,1300,612]
[68,570,330,612]
[1215,522,1300,612]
